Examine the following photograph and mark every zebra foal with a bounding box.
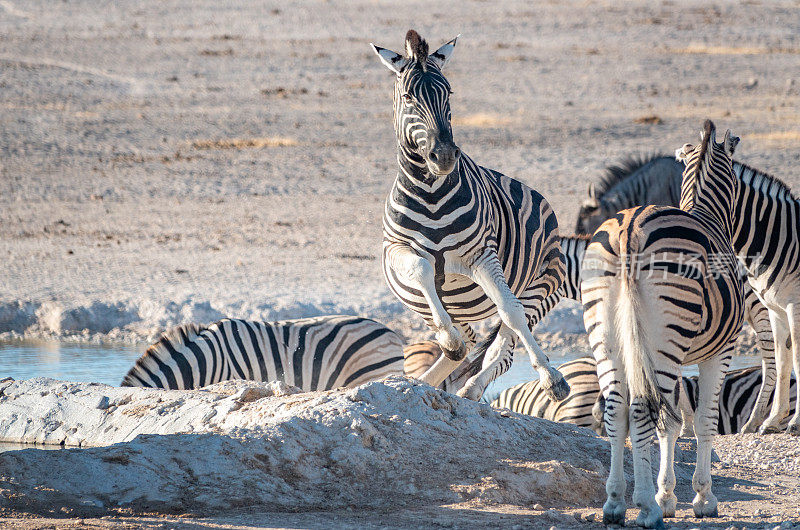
[122,315,404,391]
[581,121,743,527]
[372,30,568,402]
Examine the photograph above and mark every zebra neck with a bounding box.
[731,162,797,270]
[680,175,735,241]
[601,167,677,213]
[395,146,463,198]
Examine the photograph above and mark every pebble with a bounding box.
[534,503,544,510]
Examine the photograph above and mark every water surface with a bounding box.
[0,341,142,386]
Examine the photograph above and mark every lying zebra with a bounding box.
[492,357,797,436]
[122,315,404,391]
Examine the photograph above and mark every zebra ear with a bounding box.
[429,35,459,70]
[723,129,740,156]
[587,182,597,199]
[675,143,693,164]
[371,44,408,75]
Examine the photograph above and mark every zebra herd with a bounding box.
[119,30,799,528]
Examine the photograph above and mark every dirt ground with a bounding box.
[1,435,798,529]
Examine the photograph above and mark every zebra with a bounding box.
[575,153,798,435]
[492,357,606,435]
[581,121,744,527]
[121,315,404,391]
[683,366,798,435]
[371,30,569,403]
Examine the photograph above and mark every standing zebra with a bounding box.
[122,315,404,391]
[371,30,568,402]
[576,153,798,435]
[581,121,743,527]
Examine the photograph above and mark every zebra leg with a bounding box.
[692,347,732,518]
[654,373,682,519]
[760,309,792,434]
[601,376,628,526]
[385,246,466,363]
[655,424,679,518]
[678,384,696,438]
[629,397,664,529]
[468,250,569,401]
[457,324,515,401]
[419,323,474,388]
[741,287,777,433]
[786,303,800,435]
[590,324,628,524]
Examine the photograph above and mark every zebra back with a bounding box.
[491,357,603,434]
[122,316,404,391]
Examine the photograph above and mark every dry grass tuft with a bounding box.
[674,45,800,55]
[191,137,298,150]
[453,113,513,128]
[635,115,662,125]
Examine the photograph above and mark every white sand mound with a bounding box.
[0,376,607,515]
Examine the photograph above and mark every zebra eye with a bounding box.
[402,93,414,105]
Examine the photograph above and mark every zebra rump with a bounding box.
[122,315,404,391]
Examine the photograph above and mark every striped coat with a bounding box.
[372,30,567,402]
[122,316,404,391]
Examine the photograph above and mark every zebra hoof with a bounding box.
[441,342,467,361]
[456,382,483,401]
[692,496,718,518]
[602,500,626,526]
[758,423,783,435]
[787,422,800,436]
[543,373,570,402]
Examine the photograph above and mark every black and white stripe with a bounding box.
[576,153,799,435]
[581,121,744,526]
[683,366,797,435]
[491,357,605,435]
[122,316,404,391]
[372,30,568,403]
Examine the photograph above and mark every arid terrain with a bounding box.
[1,0,800,528]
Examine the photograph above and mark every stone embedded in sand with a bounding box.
[0,376,608,515]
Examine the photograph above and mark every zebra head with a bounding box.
[575,182,611,235]
[675,120,739,228]
[372,30,461,177]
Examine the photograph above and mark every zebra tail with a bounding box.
[120,322,208,388]
[615,255,681,432]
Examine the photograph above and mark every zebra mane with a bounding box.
[736,160,797,201]
[405,29,429,68]
[595,153,668,199]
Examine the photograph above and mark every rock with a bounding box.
[0,376,608,515]
[534,503,545,510]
